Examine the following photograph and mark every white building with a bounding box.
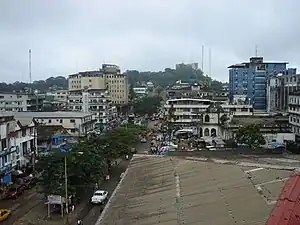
[81,89,117,130]
[45,89,69,109]
[267,73,300,113]
[289,92,300,138]
[133,87,148,96]
[146,81,154,89]
[164,98,253,137]
[0,114,37,184]
[0,92,44,112]
[13,111,95,137]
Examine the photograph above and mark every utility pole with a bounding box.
[64,155,69,214]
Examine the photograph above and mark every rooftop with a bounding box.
[97,155,293,225]
[0,111,93,118]
[230,116,289,126]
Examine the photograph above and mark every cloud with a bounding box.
[0,0,299,83]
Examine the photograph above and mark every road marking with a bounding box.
[175,174,181,198]
[254,177,289,187]
[245,168,264,173]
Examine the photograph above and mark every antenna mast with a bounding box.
[29,49,32,83]
[209,48,212,77]
[255,45,258,57]
[201,45,204,72]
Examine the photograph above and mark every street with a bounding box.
[1,187,44,225]
[79,160,130,225]
[0,121,156,225]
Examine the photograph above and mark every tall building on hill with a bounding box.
[176,63,199,71]
[228,57,296,111]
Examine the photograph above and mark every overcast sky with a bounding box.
[0,0,299,83]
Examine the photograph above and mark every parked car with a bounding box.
[6,184,25,199]
[0,209,11,222]
[91,190,108,204]
[140,137,146,143]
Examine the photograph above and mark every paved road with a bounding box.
[79,121,158,224]
[1,121,156,224]
[1,188,43,225]
[79,160,130,225]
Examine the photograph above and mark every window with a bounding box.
[70,129,76,133]
[70,119,75,123]
[1,139,7,150]
[204,115,210,122]
[60,119,63,123]
[48,119,52,123]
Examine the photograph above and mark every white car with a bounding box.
[141,138,147,143]
[91,190,108,204]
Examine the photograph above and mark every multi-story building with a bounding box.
[13,111,95,137]
[289,92,300,138]
[267,73,300,112]
[164,98,253,137]
[82,89,117,130]
[68,64,128,127]
[45,89,68,109]
[68,64,129,105]
[133,87,148,97]
[0,113,37,184]
[176,63,199,71]
[228,57,294,111]
[0,92,45,112]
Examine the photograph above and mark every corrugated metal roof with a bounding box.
[266,172,300,225]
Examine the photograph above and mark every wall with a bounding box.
[263,133,295,144]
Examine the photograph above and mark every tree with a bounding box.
[0,76,68,92]
[235,124,266,149]
[133,96,161,116]
[125,67,223,92]
[35,124,145,199]
[129,84,136,101]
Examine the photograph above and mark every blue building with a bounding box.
[228,57,290,111]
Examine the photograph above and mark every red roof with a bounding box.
[266,172,300,225]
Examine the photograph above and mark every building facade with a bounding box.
[81,89,117,130]
[0,92,44,112]
[267,73,300,113]
[289,92,300,138]
[228,57,291,111]
[0,114,37,184]
[45,89,69,109]
[133,87,148,97]
[164,98,253,137]
[14,111,95,137]
[68,64,129,105]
